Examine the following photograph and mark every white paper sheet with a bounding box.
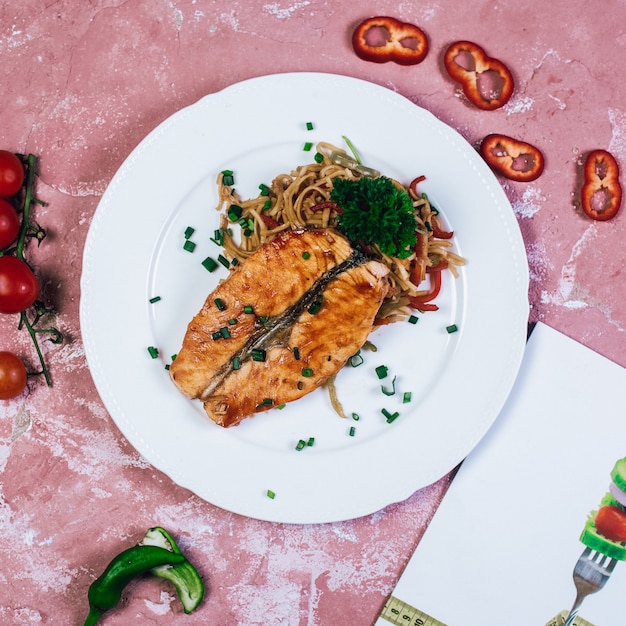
[376,322,626,626]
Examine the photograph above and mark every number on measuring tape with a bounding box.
[380,595,446,626]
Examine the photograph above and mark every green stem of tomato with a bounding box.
[14,154,58,387]
[15,154,37,261]
[18,310,52,386]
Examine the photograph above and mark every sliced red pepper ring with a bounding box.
[443,40,514,110]
[480,133,545,182]
[352,16,429,66]
[581,149,622,221]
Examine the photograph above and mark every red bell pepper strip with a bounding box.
[480,133,545,182]
[408,266,443,312]
[310,200,342,213]
[443,41,514,110]
[352,16,429,66]
[581,149,622,221]
[260,214,281,229]
[430,216,454,239]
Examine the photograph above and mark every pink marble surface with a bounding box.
[1,1,626,624]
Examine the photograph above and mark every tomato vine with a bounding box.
[0,153,63,386]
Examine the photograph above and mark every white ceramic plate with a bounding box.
[80,72,529,524]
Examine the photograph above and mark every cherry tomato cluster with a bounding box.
[0,151,60,399]
[351,17,622,220]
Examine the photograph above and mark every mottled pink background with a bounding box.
[1,1,626,624]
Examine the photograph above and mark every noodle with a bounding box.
[214,142,465,321]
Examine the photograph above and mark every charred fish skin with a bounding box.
[170,228,390,427]
[169,228,352,399]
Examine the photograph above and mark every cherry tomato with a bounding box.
[0,199,20,249]
[595,505,626,542]
[0,351,27,399]
[0,256,39,313]
[0,151,25,198]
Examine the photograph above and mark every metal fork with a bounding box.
[563,547,617,626]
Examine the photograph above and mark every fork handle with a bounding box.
[563,605,581,626]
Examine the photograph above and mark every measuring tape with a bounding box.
[380,597,596,626]
[379,595,446,626]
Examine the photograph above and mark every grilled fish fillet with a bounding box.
[170,228,389,427]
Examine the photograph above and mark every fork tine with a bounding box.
[563,547,618,626]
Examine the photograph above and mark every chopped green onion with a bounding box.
[295,439,306,451]
[266,489,275,499]
[149,296,161,304]
[212,331,223,340]
[403,391,412,404]
[263,199,271,210]
[147,346,159,359]
[351,412,360,421]
[221,170,234,186]
[446,324,459,334]
[303,142,313,151]
[171,354,177,361]
[349,426,356,437]
[251,348,266,362]
[301,368,313,377]
[307,298,323,315]
[261,398,273,406]
[183,240,196,252]
[375,365,389,379]
[227,205,243,221]
[293,347,301,360]
[210,228,224,246]
[214,298,226,310]
[381,408,393,420]
[307,437,315,446]
[276,403,286,410]
[386,411,400,424]
[349,352,363,367]
[220,327,231,339]
[218,254,230,268]
[243,305,255,314]
[243,228,254,237]
[259,183,270,196]
[302,251,311,259]
[228,318,238,325]
[202,256,219,272]
[314,152,324,163]
[341,135,363,165]
[381,376,397,396]
[408,314,419,325]
[232,356,241,370]
[184,226,195,239]
[306,121,314,130]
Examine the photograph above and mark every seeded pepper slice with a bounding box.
[443,40,514,110]
[352,16,428,66]
[480,133,545,182]
[581,149,622,221]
